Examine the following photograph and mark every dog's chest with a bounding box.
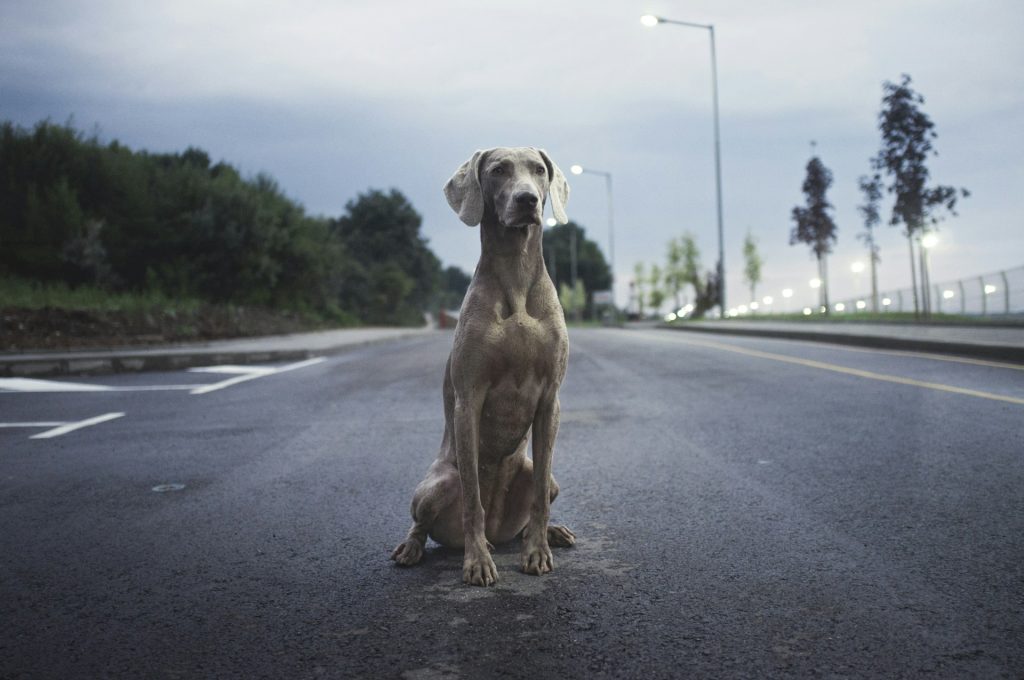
[488,311,567,381]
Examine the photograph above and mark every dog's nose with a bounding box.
[513,191,539,208]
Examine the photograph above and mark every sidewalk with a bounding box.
[0,326,440,377]
[661,320,1024,363]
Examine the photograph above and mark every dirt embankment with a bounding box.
[1,306,334,352]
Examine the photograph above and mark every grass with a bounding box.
[0,276,204,314]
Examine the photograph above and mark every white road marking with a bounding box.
[0,421,64,428]
[0,356,328,396]
[28,412,126,439]
[188,357,326,395]
[0,378,113,392]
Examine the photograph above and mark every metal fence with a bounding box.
[830,265,1024,316]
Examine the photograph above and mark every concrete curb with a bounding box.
[0,329,439,378]
[659,323,1024,364]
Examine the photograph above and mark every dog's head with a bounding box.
[444,147,569,229]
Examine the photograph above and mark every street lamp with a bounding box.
[641,13,726,319]
[569,164,616,306]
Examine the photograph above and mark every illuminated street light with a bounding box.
[569,163,616,306]
[802,307,812,315]
[835,302,846,312]
[942,289,955,299]
[984,284,997,295]
[762,296,773,305]
[856,300,867,310]
[809,278,822,289]
[749,301,760,311]
[921,233,939,249]
[641,13,726,318]
[781,288,793,298]
[851,261,866,274]
[882,297,892,306]
[545,217,558,227]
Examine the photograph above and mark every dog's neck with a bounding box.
[477,211,547,315]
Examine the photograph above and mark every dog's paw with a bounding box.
[462,552,498,586]
[521,543,553,576]
[390,538,424,566]
[547,524,576,548]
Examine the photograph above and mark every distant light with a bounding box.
[545,217,558,227]
[802,307,812,316]
[819,305,827,313]
[835,303,846,312]
[665,313,677,322]
[570,164,584,175]
[727,308,738,317]
[781,288,793,298]
[640,14,660,27]
[738,304,748,314]
[851,261,865,274]
[749,301,760,310]
[943,289,955,299]
[809,278,822,289]
[856,300,867,310]
[762,296,773,305]
[882,297,892,306]
[679,304,694,315]
[921,233,939,249]
[984,284,997,295]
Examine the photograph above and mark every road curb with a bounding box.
[0,330,436,378]
[659,323,1024,364]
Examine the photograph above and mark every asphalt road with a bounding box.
[2,328,1022,679]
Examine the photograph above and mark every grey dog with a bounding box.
[391,147,576,586]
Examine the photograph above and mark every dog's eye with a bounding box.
[491,166,504,176]
[534,165,546,176]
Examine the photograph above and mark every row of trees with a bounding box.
[0,120,468,325]
[790,74,968,316]
[632,233,721,319]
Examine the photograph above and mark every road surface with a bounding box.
[2,328,1022,678]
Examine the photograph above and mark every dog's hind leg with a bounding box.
[391,461,462,566]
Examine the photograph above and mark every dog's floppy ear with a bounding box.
[444,149,489,227]
[537,149,570,224]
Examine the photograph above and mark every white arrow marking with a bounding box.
[188,357,326,395]
[29,412,126,439]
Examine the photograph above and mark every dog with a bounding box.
[391,147,576,586]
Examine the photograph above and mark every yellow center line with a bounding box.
[636,332,1024,406]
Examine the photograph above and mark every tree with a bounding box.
[558,280,586,319]
[647,264,665,315]
[632,261,646,317]
[665,238,685,310]
[871,74,969,317]
[331,188,441,325]
[857,174,883,311]
[790,155,838,313]
[437,265,472,311]
[542,221,611,319]
[742,232,763,309]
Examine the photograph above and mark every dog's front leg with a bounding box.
[522,391,559,575]
[453,395,498,586]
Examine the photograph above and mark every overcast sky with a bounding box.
[3,0,1022,311]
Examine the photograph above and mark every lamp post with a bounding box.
[569,164,615,305]
[641,14,726,318]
